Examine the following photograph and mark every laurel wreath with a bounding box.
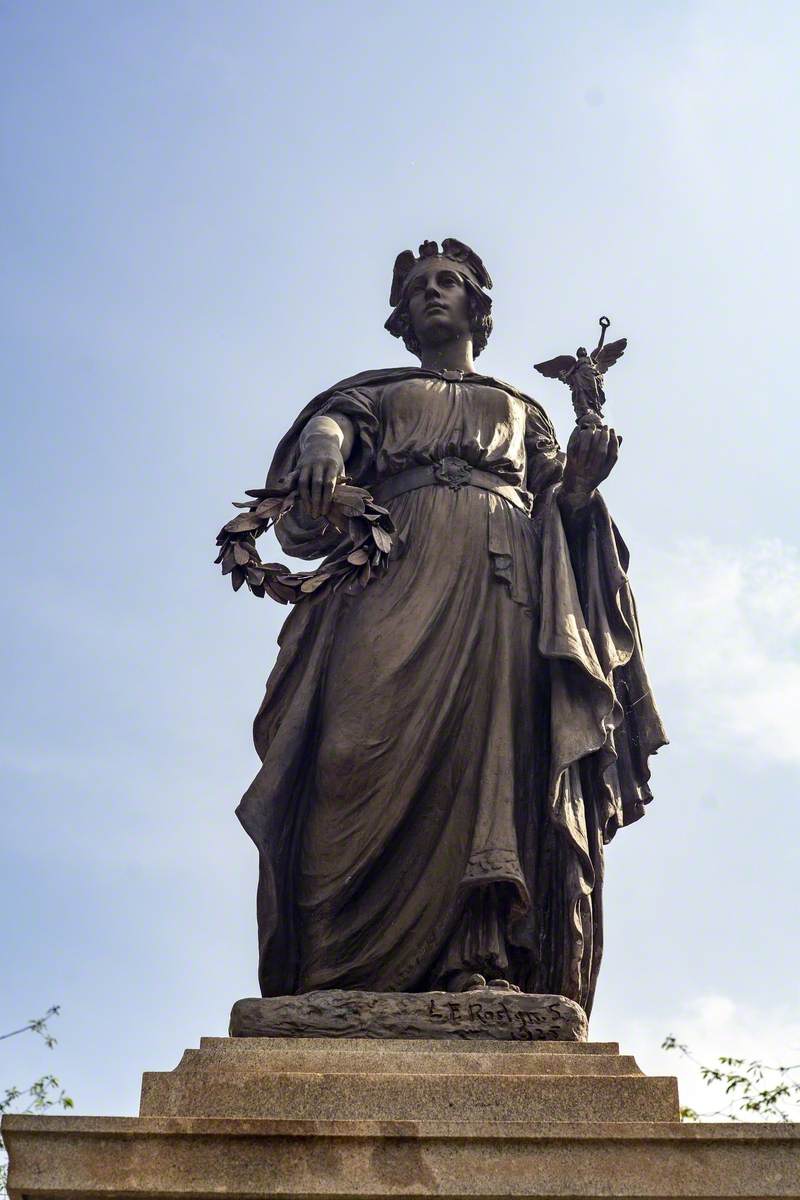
[215,482,395,604]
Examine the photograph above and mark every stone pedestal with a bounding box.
[139,1034,677,1123]
[229,987,588,1041]
[4,1020,800,1197]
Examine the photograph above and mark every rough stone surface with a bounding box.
[140,1066,676,1123]
[229,988,588,1041]
[5,1114,800,1198]
[6,1033,800,1198]
[188,1037,641,1076]
[202,1035,620,1055]
[139,1035,674,1123]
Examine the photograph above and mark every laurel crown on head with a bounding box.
[388,238,493,306]
[384,238,494,358]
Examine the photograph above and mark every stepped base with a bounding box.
[4,1029,800,1198]
[139,1035,677,1122]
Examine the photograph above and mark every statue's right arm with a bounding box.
[295,412,355,519]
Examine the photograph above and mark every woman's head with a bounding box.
[385,239,493,358]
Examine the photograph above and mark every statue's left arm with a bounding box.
[526,410,667,848]
[557,423,620,524]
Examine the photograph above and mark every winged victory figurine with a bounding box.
[534,316,626,428]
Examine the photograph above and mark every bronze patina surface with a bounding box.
[222,239,667,1023]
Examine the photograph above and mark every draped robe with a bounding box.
[237,367,666,1016]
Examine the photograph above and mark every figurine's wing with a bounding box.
[593,338,627,373]
[534,355,576,378]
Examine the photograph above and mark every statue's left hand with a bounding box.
[562,424,620,501]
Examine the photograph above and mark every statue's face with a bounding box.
[405,262,472,348]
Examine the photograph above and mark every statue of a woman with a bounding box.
[235,238,666,1016]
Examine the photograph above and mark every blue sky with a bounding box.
[2,0,799,1118]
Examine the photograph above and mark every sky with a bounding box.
[1,0,799,1121]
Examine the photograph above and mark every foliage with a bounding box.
[662,1034,800,1122]
[1,1008,73,1194]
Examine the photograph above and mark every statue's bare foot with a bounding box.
[487,978,522,992]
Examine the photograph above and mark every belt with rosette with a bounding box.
[373,456,532,515]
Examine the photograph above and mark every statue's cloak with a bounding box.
[236,367,667,1011]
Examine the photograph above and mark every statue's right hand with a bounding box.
[295,435,346,520]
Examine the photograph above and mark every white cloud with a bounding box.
[635,538,800,765]
[609,994,800,1122]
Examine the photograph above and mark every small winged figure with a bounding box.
[534,316,626,428]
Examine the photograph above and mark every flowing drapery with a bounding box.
[236,369,666,1015]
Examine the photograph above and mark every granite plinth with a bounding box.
[229,988,587,1041]
[190,1035,639,1074]
[5,1031,800,1199]
[5,1115,800,1198]
[139,1034,676,1122]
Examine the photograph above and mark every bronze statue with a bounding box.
[222,238,666,1017]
